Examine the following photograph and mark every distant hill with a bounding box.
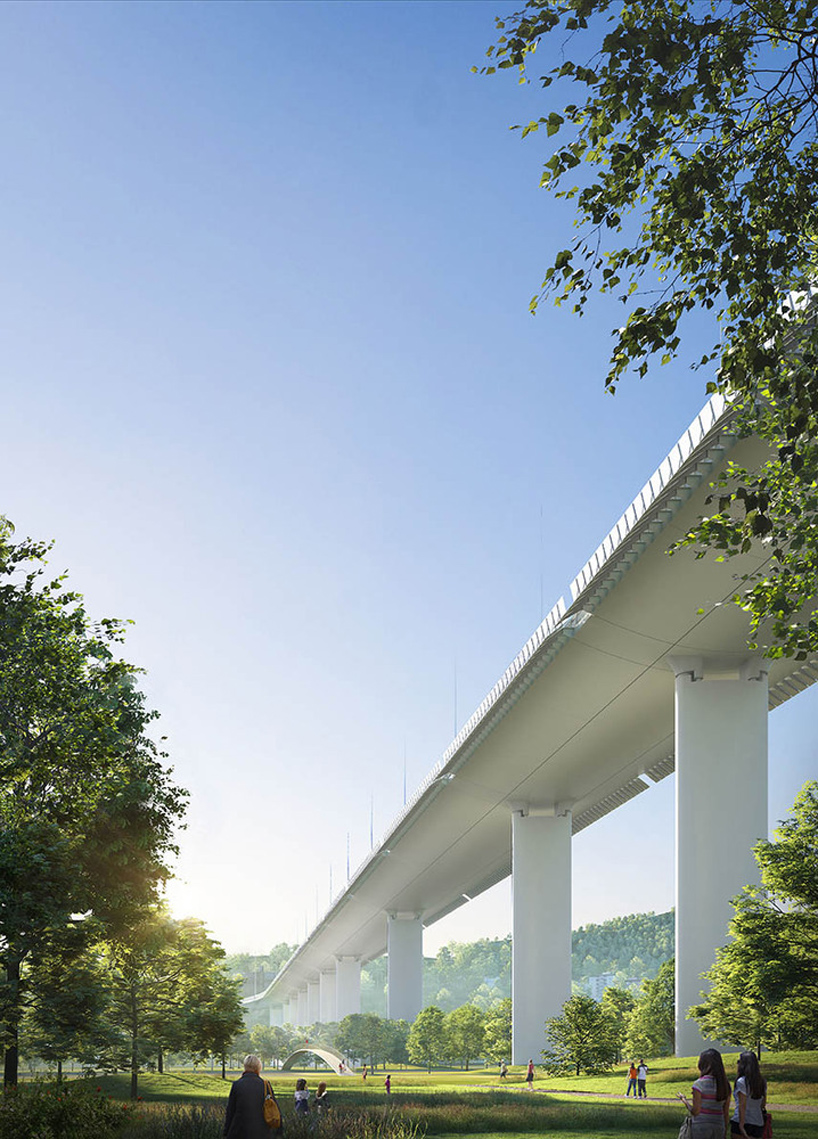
[224,911,674,1015]
[572,910,674,988]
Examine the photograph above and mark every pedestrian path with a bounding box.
[536,1087,818,1114]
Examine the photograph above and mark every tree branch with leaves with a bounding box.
[478,0,818,657]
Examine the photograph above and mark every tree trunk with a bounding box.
[157,1046,163,1074]
[130,989,139,1100]
[3,956,21,1087]
[221,1053,226,1079]
[57,1059,63,1082]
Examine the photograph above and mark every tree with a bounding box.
[599,987,635,1062]
[690,782,818,1052]
[0,521,188,1085]
[381,1019,410,1067]
[444,1005,484,1070]
[184,966,245,1078]
[407,1006,446,1071]
[101,907,242,1098]
[541,994,619,1076]
[482,997,512,1063]
[625,958,675,1058]
[335,1013,389,1069]
[479,2,818,658]
[22,946,117,1079]
[250,1024,296,1070]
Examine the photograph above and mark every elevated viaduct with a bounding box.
[246,396,816,1059]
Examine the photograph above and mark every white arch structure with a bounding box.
[246,395,817,1059]
[280,1046,353,1074]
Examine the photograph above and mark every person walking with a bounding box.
[637,1060,649,1098]
[731,1051,767,1138]
[678,1048,731,1138]
[385,1074,392,1097]
[499,1061,508,1080]
[626,1061,638,1097]
[526,1059,535,1089]
[224,1054,277,1139]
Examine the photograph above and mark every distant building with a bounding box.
[587,972,616,1001]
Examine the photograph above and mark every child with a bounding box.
[294,1078,310,1114]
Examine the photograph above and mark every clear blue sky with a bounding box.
[2,0,815,954]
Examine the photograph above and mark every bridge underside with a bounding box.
[246,399,817,1059]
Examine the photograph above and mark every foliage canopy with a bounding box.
[691,781,818,1052]
[541,993,620,1075]
[479,0,818,657]
[0,520,188,1085]
[624,958,675,1059]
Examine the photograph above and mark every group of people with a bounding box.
[679,1049,768,1139]
[625,1059,649,1097]
[224,1055,332,1138]
[223,1053,395,1138]
[294,1077,330,1115]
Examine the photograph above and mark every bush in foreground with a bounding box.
[0,1082,135,1139]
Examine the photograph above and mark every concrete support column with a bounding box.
[335,956,361,1020]
[283,998,293,1024]
[297,988,308,1027]
[319,970,337,1023]
[271,1004,284,1027]
[308,980,320,1025]
[670,656,768,1057]
[511,806,572,1065]
[387,913,424,1022]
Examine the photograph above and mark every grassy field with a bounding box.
[83,1052,817,1139]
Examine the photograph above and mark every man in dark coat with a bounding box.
[224,1053,274,1139]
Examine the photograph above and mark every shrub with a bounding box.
[0,1082,135,1139]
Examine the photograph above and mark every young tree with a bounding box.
[445,1005,485,1070]
[382,1019,410,1067]
[101,907,242,1098]
[482,997,512,1064]
[0,521,187,1085]
[407,1006,446,1072]
[23,945,117,1079]
[184,966,245,1078]
[599,987,635,1062]
[690,782,818,1051]
[479,2,818,658]
[541,994,620,1076]
[625,959,675,1058]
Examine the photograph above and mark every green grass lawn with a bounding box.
[88,1051,818,1104]
[83,1051,817,1139]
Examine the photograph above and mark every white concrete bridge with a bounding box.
[246,395,817,1060]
